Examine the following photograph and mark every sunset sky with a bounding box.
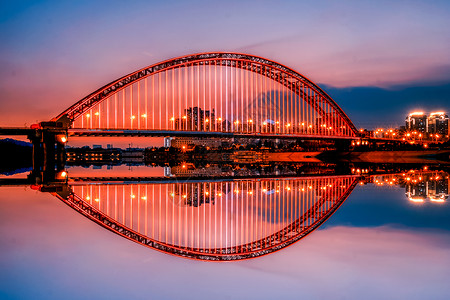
[1,0,450,128]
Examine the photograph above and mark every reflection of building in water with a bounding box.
[164,164,232,177]
[164,136,232,149]
[374,171,449,203]
[170,182,233,207]
[66,145,121,164]
[405,172,448,203]
[405,179,428,202]
[171,182,217,207]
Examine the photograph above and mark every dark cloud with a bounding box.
[321,82,450,129]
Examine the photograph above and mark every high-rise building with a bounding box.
[405,112,427,133]
[428,112,449,137]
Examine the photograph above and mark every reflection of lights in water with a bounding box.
[408,197,424,203]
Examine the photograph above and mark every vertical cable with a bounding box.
[145,78,148,129]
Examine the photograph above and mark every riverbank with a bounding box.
[330,149,450,164]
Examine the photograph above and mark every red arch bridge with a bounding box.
[50,52,358,140]
[48,175,358,261]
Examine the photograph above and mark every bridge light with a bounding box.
[248,119,253,123]
[217,193,222,197]
[275,121,279,124]
[130,115,136,120]
[308,125,312,128]
[95,198,99,202]
[406,133,410,137]
[286,123,291,127]
[301,123,305,126]
[94,112,99,116]
[170,117,175,121]
[170,193,175,197]
[141,114,147,118]
[57,171,67,179]
[86,114,90,118]
[182,194,187,198]
[57,135,68,143]
[131,194,136,199]
[141,196,147,200]
[182,115,187,119]
[86,196,90,200]
[205,118,209,123]
[182,145,186,150]
[263,122,267,126]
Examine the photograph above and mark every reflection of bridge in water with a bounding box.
[3,166,448,260]
[50,175,358,261]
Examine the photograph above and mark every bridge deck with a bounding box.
[68,129,356,140]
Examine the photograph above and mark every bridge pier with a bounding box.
[27,122,67,185]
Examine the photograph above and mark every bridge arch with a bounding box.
[54,52,357,138]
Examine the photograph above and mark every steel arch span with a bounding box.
[53,52,358,138]
[53,176,358,261]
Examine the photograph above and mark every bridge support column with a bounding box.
[28,127,67,185]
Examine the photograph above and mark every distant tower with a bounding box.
[427,112,449,138]
[405,112,427,133]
